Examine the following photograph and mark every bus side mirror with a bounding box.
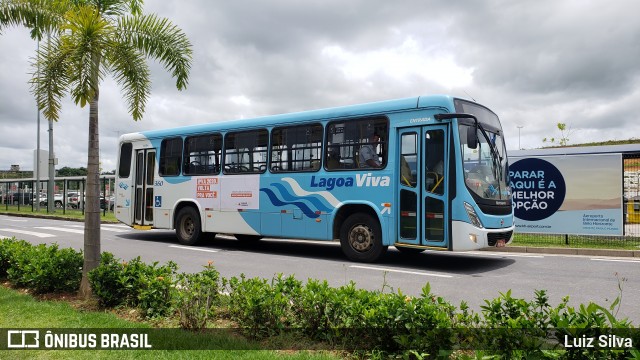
[435,113,479,149]
[467,125,478,149]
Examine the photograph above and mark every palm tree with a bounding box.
[0,0,192,297]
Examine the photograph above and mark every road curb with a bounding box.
[0,211,119,224]
[481,246,639,258]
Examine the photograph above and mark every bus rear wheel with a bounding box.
[176,207,202,245]
[340,213,387,262]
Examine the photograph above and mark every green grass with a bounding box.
[0,286,338,359]
[512,233,640,250]
[0,205,117,223]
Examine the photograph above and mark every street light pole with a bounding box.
[517,125,524,150]
[46,32,55,213]
[35,17,41,211]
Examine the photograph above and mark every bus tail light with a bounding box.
[464,202,483,229]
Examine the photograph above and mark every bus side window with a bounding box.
[224,129,268,174]
[326,146,341,170]
[270,124,322,173]
[325,117,388,171]
[159,137,183,176]
[183,133,222,175]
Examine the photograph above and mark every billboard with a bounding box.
[509,154,623,235]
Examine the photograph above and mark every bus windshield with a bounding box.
[459,124,510,202]
[454,99,511,203]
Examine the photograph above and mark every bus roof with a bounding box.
[510,143,640,158]
[121,94,457,142]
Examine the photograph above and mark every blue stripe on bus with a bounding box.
[269,183,333,213]
[259,187,320,219]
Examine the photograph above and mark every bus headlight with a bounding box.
[464,202,483,229]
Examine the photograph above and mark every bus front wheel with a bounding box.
[176,207,202,245]
[340,213,387,262]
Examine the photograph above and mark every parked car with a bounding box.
[100,196,115,211]
[67,191,81,208]
[2,191,36,205]
[38,193,66,208]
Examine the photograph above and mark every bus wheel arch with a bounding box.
[334,204,387,262]
[174,202,203,246]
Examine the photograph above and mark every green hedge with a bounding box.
[1,237,638,358]
[0,237,82,293]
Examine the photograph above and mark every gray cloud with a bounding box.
[1,0,639,171]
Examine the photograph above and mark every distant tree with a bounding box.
[543,123,574,147]
[58,166,87,176]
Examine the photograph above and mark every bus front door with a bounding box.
[397,126,449,249]
[133,149,156,229]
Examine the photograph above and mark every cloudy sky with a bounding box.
[1,0,639,172]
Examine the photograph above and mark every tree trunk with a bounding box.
[79,88,101,298]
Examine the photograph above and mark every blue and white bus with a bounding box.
[115,95,513,262]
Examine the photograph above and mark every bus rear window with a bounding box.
[118,143,133,178]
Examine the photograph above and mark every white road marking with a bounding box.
[475,252,544,258]
[169,245,219,253]
[36,226,85,234]
[101,224,131,229]
[66,224,130,233]
[0,228,56,238]
[350,265,453,278]
[590,258,640,264]
[0,218,27,222]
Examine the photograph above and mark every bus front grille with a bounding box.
[487,231,512,246]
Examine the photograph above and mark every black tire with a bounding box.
[234,234,263,242]
[395,246,425,255]
[340,213,387,262]
[175,207,203,245]
[55,200,63,208]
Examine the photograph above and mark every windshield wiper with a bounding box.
[477,123,504,197]
[478,123,502,163]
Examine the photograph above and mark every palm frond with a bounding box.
[86,0,143,18]
[63,4,112,107]
[118,13,192,90]
[0,0,69,39]
[106,40,150,120]
[29,35,71,121]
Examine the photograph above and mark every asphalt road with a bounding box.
[1,215,639,324]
